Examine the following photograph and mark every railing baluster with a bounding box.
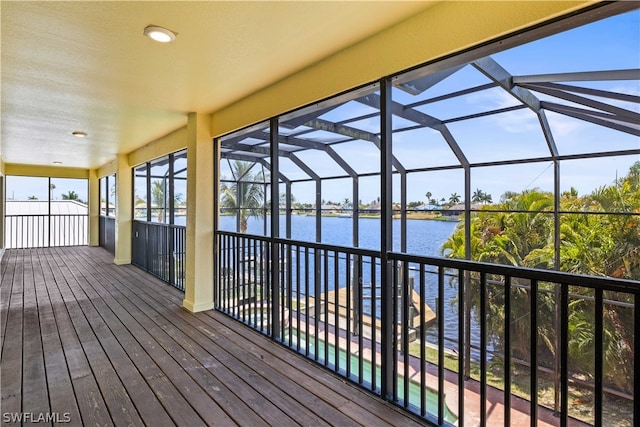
[504,275,512,427]
[324,248,329,365]
[314,248,320,362]
[437,265,445,424]
[244,237,250,325]
[562,282,603,427]
[257,238,263,332]
[288,243,293,346]
[594,289,603,426]
[265,240,272,336]
[458,268,465,427]
[234,234,240,318]
[221,232,228,312]
[7,213,89,249]
[346,252,352,379]
[634,293,640,427]
[480,272,487,427]
[215,233,220,309]
[304,247,317,357]
[249,238,254,330]
[361,255,367,386]
[210,232,638,427]
[296,245,301,352]
[420,264,426,417]
[392,259,399,402]
[402,261,410,408]
[530,279,538,426]
[334,250,339,372]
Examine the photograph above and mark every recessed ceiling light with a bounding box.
[72,131,87,138]
[53,161,63,165]
[143,25,177,43]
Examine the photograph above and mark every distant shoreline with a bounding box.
[219,212,460,222]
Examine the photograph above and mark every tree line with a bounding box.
[442,161,640,394]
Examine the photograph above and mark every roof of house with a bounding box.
[6,200,88,215]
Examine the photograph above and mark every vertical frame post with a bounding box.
[168,153,175,285]
[213,138,221,307]
[380,77,394,400]
[270,117,281,340]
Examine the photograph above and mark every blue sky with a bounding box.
[6,176,89,202]
[246,9,639,206]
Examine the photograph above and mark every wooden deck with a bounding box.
[0,246,428,427]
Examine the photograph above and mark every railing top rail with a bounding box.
[133,219,186,230]
[389,251,640,293]
[7,213,88,217]
[216,230,380,258]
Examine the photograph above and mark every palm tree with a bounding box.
[443,171,640,394]
[150,180,186,223]
[449,193,461,205]
[279,192,295,206]
[500,191,518,202]
[61,190,80,201]
[151,180,166,222]
[220,161,265,233]
[425,191,432,203]
[472,188,484,204]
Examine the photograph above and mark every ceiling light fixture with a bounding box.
[72,131,87,138]
[53,161,63,165]
[143,25,177,43]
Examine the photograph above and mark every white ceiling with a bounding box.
[1,1,434,170]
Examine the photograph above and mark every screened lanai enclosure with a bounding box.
[215,6,639,427]
[132,150,188,290]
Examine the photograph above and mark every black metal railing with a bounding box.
[99,216,116,254]
[5,214,88,249]
[132,220,186,291]
[216,230,639,426]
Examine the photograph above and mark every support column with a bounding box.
[114,154,132,264]
[88,169,100,246]
[0,161,5,258]
[183,112,214,313]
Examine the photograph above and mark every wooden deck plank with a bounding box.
[1,250,24,421]
[62,248,272,427]
[47,253,144,427]
[57,249,208,427]
[98,267,362,427]
[108,266,421,425]
[32,249,82,426]
[38,248,117,427]
[2,247,429,427]
[114,264,427,427]
[56,263,181,427]
[67,249,337,427]
[81,249,424,427]
[21,250,52,422]
[61,248,241,427]
[1,250,16,353]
